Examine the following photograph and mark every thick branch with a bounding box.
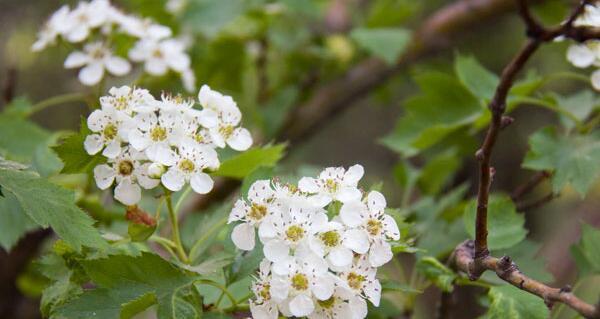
[452,240,600,319]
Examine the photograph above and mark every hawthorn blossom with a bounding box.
[340,191,400,267]
[129,38,191,76]
[229,180,277,251]
[99,85,156,116]
[32,6,71,52]
[64,42,131,86]
[335,256,381,308]
[128,109,183,165]
[250,260,280,319]
[565,3,600,90]
[84,105,135,158]
[62,0,111,43]
[93,147,158,205]
[298,164,364,205]
[160,141,219,194]
[309,221,369,270]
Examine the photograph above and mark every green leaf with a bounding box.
[554,90,597,129]
[416,256,456,292]
[212,144,286,179]
[417,150,460,195]
[261,87,299,138]
[381,72,483,156]
[0,168,106,251]
[128,222,156,242]
[483,240,554,284]
[523,127,600,196]
[350,27,411,64]
[52,119,106,174]
[56,253,196,319]
[0,192,38,250]
[380,280,422,294]
[454,55,499,101]
[183,0,246,37]
[571,223,600,276]
[483,285,549,319]
[463,194,527,250]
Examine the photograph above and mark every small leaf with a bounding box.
[455,55,499,101]
[483,285,549,319]
[416,256,456,292]
[463,194,527,250]
[52,119,106,174]
[212,144,286,179]
[523,127,600,197]
[350,27,411,64]
[570,223,600,276]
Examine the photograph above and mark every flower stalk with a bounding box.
[164,188,189,264]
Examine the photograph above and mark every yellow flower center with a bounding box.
[178,159,195,173]
[347,272,365,290]
[285,225,305,242]
[317,296,336,309]
[367,219,382,236]
[248,204,267,221]
[152,49,164,58]
[115,96,129,110]
[194,133,205,143]
[118,160,134,176]
[320,231,340,247]
[103,123,118,140]
[291,273,309,291]
[325,179,338,193]
[218,125,234,138]
[258,284,271,300]
[150,126,167,141]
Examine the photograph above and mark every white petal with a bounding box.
[308,236,326,257]
[270,276,290,302]
[190,172,214,194]
[311,275,334,300]
[102,139,121,158]
[231,223,255,251]
[64,51,88,68]
[93,164,115,189]
[135,163,160,189]
[349,296,368,319]
[258,217,277,240]
[105,56,131,76]
[591,69,600,91]
[298,177,320,193]
[227,127,253,151]
[289,294,314,318]
[367,191,386,213]
[328,247,353,268]
[382,214,400,240]
[248,180,274,203]
[83,134,103,155]
[146,144,176,166]
[343,229,370,254]
[263,239,289,263]
[336,186,362,203]
[310,212,329,234]
[79,63,104,86]
[343,164,364,185]
[228,199,248,223]
[364,279,381,307]
[250,302,278,319]
[369,240,393,267]
[272,256,295,276]
[340,201,366,227]
[197,108,218,128]
[145,57,168,75]
[167,53,190,72]
[567,44,596,68]
[128,130,150,151]
[66,25,89,43]
[161,168,185,191]
[86,109,108,132]
[114,179,141,205]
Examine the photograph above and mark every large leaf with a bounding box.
[570,223,600,276]
[483,285,549,319]
[182,0,246,37]
[52,119,106,174]
[463,195,527,250]
[523,127,600,196]
[0,192,38,250]
[0,168,106,251]
[350,27,411,64]
[381,72,483,156]
[416,256,456,292]
[56,253,197,319]
[454,55,499,101]
[212,144,286,179]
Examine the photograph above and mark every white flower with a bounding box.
[32,5,71,52]
[298,164,364,205]
[84,105,135,158]
[309,221,369,271]
[161,141,219,194]
[335,256,382,307]
[574,4,600,27]
[591,69,600,90]
[64,42,131,86]
[308,288,365,319]
[229,180,276,251]
[128,108,183,165]
[93,147,159,205]
[129,38,191,76]
[115,15,172,40]
[270,255,335,317]
[100,86,157,116]
[340,191,400,267]
[62,0,111,43]
[566,43,599,68]
[198,85,253,151]
[250,260,280,319]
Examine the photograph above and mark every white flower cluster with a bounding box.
[32,0,195,91]
[566,3,600,90]
[228,165,400,319]
[87,85,252,205]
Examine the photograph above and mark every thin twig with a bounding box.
[511,171,551,201]
[452,241,600,318]
[516,192,557,211]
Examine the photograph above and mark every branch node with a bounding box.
[560,285,573,293]
[500,115,515,129]
[475,149,484,161]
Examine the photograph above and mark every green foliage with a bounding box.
[56,253,197,319]
[463,195,527,250]
[482,285,549,319]
[416,256,456,292]
[350,27,411,64]
[212,143,286,179]
[454,55,499,101]
[0,192,37,250]
[52,119,106,174]
[571,223,600,276]
[487,240,554,284]
[523,127,600,196]
[0,167,106,251]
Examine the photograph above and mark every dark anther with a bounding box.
[560,285,572,293]
[500,116,514,128]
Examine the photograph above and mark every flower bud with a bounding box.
[148,163,166,178]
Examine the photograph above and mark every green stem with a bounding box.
[149,236,178,258]
[174,186,192,214]
[222,303,250,312]
[28,93,87,117]
[189,215,227,261]
[164,189,190,264]
[514,96,583,127]
[195,280,237,308]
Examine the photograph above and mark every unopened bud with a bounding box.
[148,163,166,179]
